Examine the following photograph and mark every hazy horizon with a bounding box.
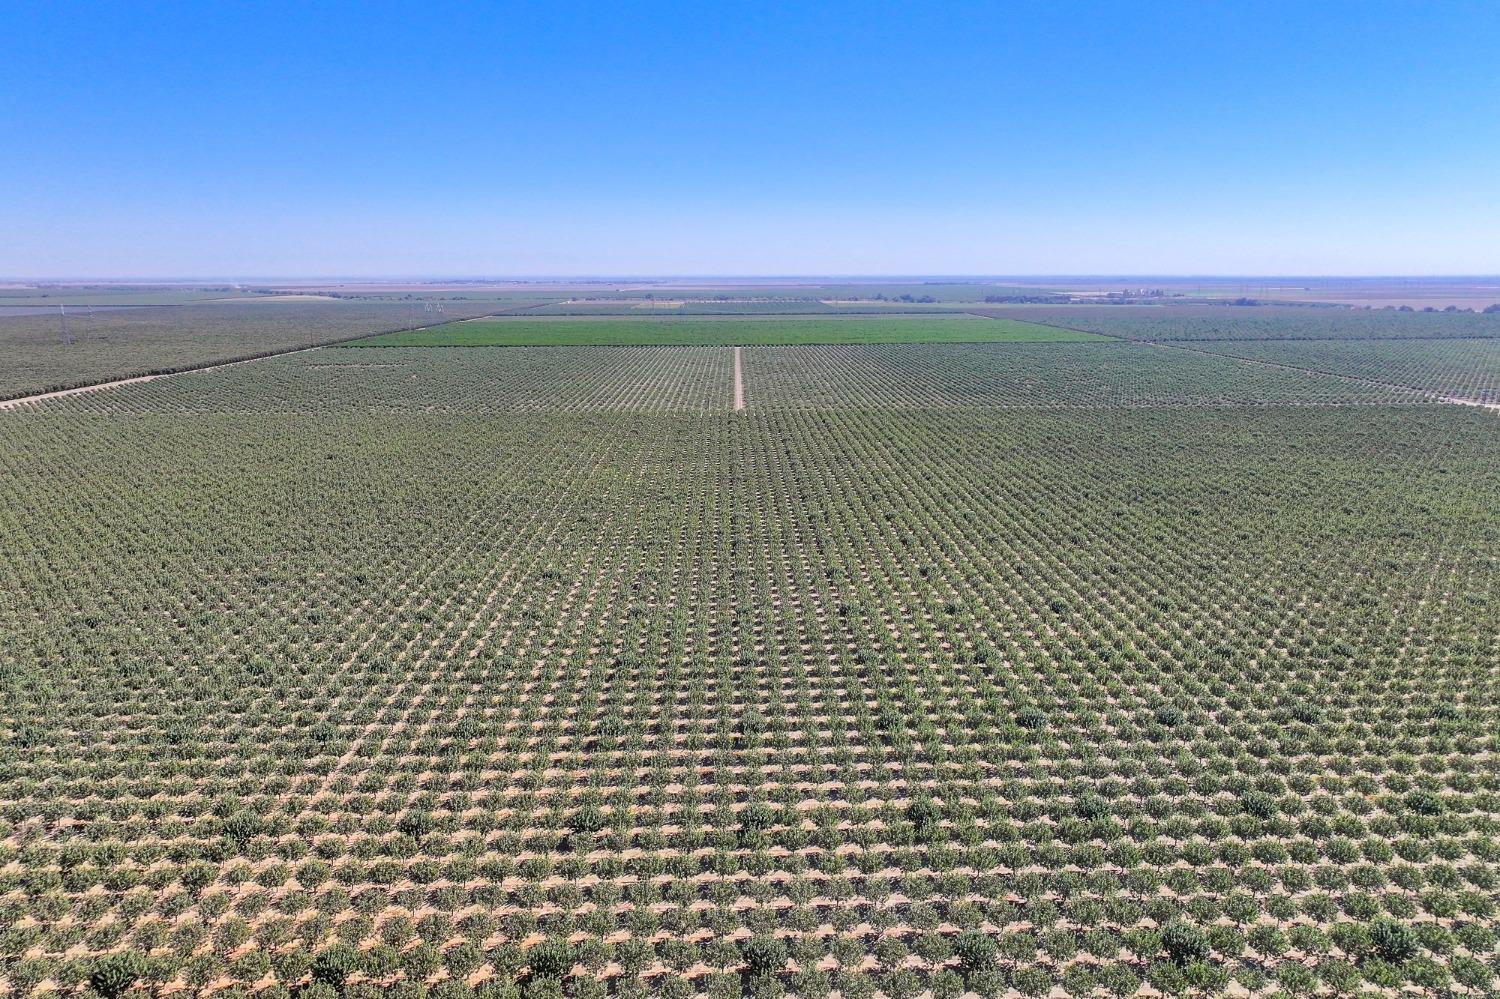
[8,270,1500,282]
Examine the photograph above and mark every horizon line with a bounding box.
[7,274,1500,284]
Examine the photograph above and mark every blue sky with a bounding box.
[3,1,1498,277]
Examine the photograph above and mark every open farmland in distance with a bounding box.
[18,347,739,416]
[989,305,1500,409]
[348,315,1098,348]
[525,302,970,317]
[1176,338,1500,407]
[0,301,509,401]
[0,288,271,307]
[736,343,1423,409]
[1000,305,1500,343]
[0,293,1497,999]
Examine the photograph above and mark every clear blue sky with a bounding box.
[3,1,1498,277]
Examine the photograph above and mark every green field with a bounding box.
[347,314,1103,347]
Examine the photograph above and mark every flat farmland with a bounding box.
[1000,306,1500,343]
[20,347,738,416]
[1,332,1498,999]
[0,301,508,402]
[737,343,1422,409]
[0,289,265,306]
[10,341,1438,417]
[349,315,1099,348]
[1178,338,1500,407]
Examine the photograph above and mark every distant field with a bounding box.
[1002,304,1500,341]
[741,342,1421,409]
[527,300,970,316]
[1185,336,1500,405]
[348,314,1103,347]
[34,346,738,415]
[27,341,1427,416]
[0,301,503,400]
[0,288,263,306]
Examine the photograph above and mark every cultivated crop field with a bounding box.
[349,316,1095,348]
[0,302,507,402]
[1178,339,1500,407]
[1001,306,1500,343]
[524,303,969,317]
[1,303,1497,999]
[736,343,1422,409]
[25,348,738,416]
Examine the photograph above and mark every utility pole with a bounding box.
[59,305,71,345]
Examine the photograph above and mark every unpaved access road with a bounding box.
[733,345,745,410]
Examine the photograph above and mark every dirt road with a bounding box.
[733,345,745,410]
